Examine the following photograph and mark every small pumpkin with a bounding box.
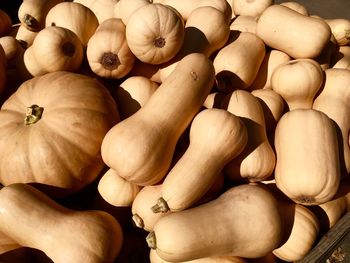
[125,3,185,65]
[0,71,119,196]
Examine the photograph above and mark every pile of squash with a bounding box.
[0,0,350,262]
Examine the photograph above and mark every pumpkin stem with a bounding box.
[146,231,156,249]
[23,14,39,31]
[151,197,169,213]
[154,37,166,48]
[100,52,120,71]
[132,214,144,229]
[24,105,44,125]
[62,42,75,57]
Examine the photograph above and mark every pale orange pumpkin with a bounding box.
[0,71,119,196]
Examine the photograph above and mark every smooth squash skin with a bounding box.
[0,183,123,263]
[152,108,248,213]
[279,1,309,15]
[158,6,230,82]
[98,168,141,207]
[118,0,151,25]
[18,0,64,31]
[230,0,273,17]
[256,4,331,59]
[213,32,266,92]
[45,2,99,46]
[115,76,159,120]
[73,0,119,24]
[325,18,350,46]
[101,53,215,186]
[229,15,258,35]
[223,90,276,182]
[87,18,136,79]
[0,231,21,255]
[147,184,284,262]
[125,3,185,65]
[0,36,25,69]
[271,59,324,110]
[312,68,350,175]
[274,109,341,206]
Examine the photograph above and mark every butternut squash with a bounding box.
[332,45,350,69]
[18,0,63,31]
[125,3,185,65]
[213,32,266,92]
[152,0,232,23]
[325,18,350,46]
[159,6,230,82]
[132,184,171,232]
[115,75,158,120]
[256,4,331,59]
[279,1,308,16]
[223,90,276,182]
[86,18,136,79]
[147,183,283,261]
[0,183,123,263]
[19,26,84,78]
[312,68,350,175]
[274,109,341,205]
[271,59,324,110]
[230,0,273,17]
[249,49,291,90]
[151,108,248,213]
[101,53,215,186]
[45,2,99,46]
[203,91,226,109]
[229,15,258,35]
[251,88,285,134]
[98,168,142,207]
[0,36,25,69]
[13,23,38,48]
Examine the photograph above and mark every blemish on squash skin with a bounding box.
[296,195,316,205]
[190,71,198,81]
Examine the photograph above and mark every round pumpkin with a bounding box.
[0,71,119,196]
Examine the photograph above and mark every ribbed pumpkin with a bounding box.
[0,71,119,196]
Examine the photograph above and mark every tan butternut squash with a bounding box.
[271,58,324,110]
[272,203,320,262]
[325,18,350,46]
[101,53,215,186]
[147,184,284,261]
[13,23,38,48]
[0,183,123,263]
[274,109,341,205]
[213,32,266,92]
[18,0,64,31]
[332,45,350,69]
[251,88,285,134]
[159,6,230,82]
[152,0,232,23]
[125,3,185,65]
[313,68,350,175]
[73,0,119,23]
[151,108,248,213]
[115,75,159,120]
[118,0,151,25]
[98,168,141,207]
[0,36,25,69]
[223,90,276,182]
[19,26,84,78]
[256,4,331,59]
[45,2,99,46]
[249,49,291,90]
[203,91,226,109]
[229,0,273,17]
[229,15,258,35]
[132,184,171,232]
[87,18,136,79]
[279,1,308,16]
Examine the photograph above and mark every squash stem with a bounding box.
[146,231,156,249]
[24,104,44,125]
[151,197,169,213]
[132,214,144,229]
[23,14,39,30]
